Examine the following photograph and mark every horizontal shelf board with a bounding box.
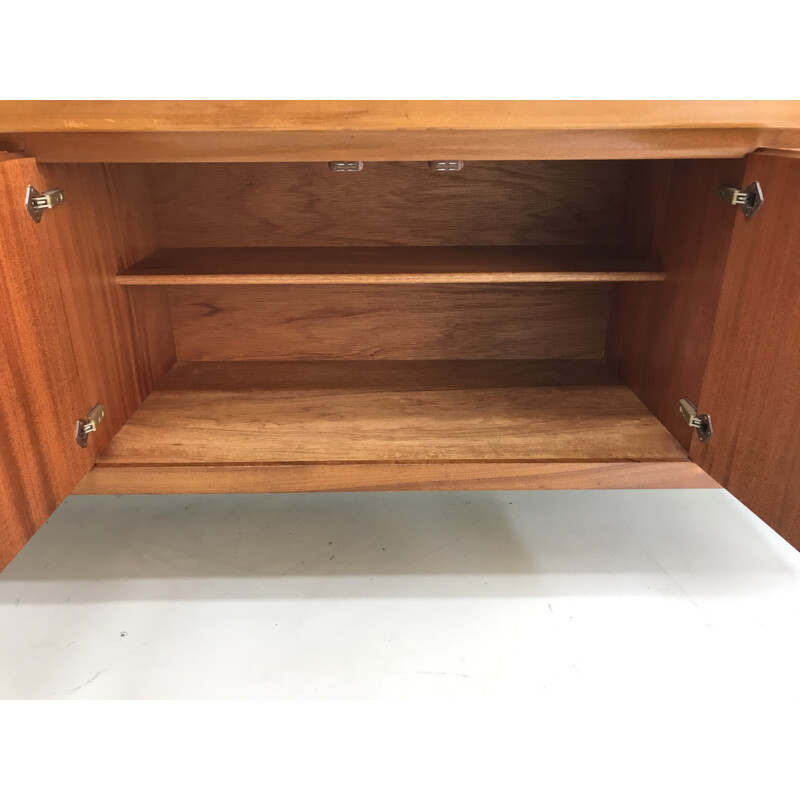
[117,247,663,285]
[96,360,688,467]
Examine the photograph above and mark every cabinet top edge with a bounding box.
[2,101,800,134]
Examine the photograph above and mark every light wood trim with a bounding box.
[753,147,800,159]
[75,461,718,495]
[118,247,663,286]
[2,101,799,132]
[4,102,799,162]
[120,271,663,286]
[3,129,771,163]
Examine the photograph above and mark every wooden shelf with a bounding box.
[91,359,687,468]
[79,359,713,494]
[116,247,664,285]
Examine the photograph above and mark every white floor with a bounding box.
[1,489,799,706]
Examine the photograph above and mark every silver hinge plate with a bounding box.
[679,398,713,443]
[429,160,464,172]
[719,181,763,218]
[26,185,65,223]
[75,403,105,448]
[328,161,364,173]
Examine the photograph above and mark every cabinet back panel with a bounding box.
[149,161,629,248]
[169,284,610,361]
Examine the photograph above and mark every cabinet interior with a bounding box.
[56,158,745,493]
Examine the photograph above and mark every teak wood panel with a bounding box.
[691,153,800,549]
[4,101,799,132]
[33,164,176,458]
[148,162,628,248]
[77,462,717,495]
[3,129,775,163]
[168,284,611,361]
[94,361,689,467]
[0,158,93,570]
[605,159,746,448]
[118,246,662,285]
[4,101,799,162]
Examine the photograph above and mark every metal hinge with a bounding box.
[328,161,363,172]
[719,181,763,218]
[75,404,105,448]
[25,185,65,223]
[679,399,713,443]
[429,160,464,172]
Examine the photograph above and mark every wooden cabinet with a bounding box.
[2,101,800,570]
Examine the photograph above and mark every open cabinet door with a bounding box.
[0,156,175,571]
[691,152,800,548]
[0,157,95,569]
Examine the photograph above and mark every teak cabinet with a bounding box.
[2,101,800,570]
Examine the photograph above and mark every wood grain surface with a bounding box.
[0,158,93,570]
[118,246,662,285]
[94,360,688,466]
[605,159,746,448]
[2,128,775,163]
[3,100,799,132]
[149,162,628,248]
[691,153,800,549]
[4,101,799,162]
[76,461,716,495]
[36,164,176,458]
[147,359,621,391]
[168,284,611,361]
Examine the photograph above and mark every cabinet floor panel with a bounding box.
[93,360,689,467]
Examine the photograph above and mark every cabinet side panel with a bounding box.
[38,164,176,458]
[0,158,94,570]
[605,159,746,448]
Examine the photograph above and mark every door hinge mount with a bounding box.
[719,181,763,218]
[429,160,464,172]
[75,404,105,448]
[25,185,65,223]
[679,399,713,443]
[328,161,363,172]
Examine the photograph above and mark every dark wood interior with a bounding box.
[3,156,751,525]
[146,161,628,247]
[166,284,611,361]
[66,157,732,494]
